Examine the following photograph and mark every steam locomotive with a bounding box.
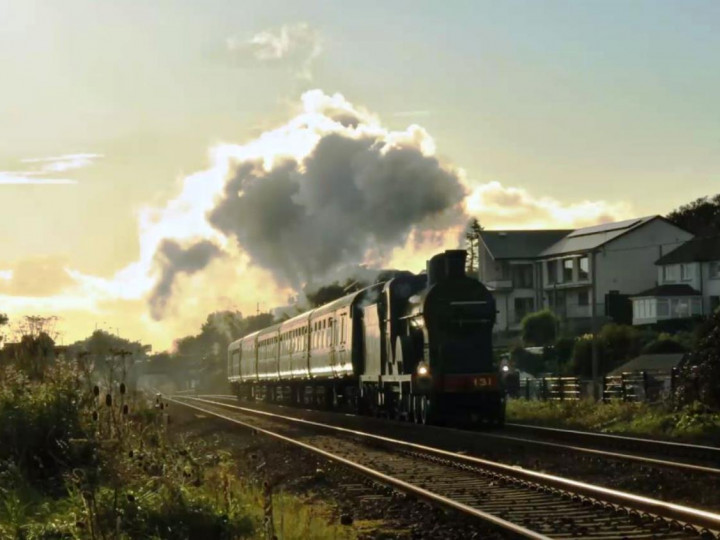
[228,250,504,425]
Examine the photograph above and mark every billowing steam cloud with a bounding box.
[17,90,631,348]
[149,239,222,319]
[208,132,466,288]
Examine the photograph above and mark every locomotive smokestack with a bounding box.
[444,250,466,280]
[426,250,466,287]
[426,253,446,287]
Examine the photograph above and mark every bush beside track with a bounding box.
[0,362,355,539]
[507,398,720,445]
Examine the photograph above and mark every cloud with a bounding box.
[1,90,634,350]
[226,23,322,78]
[0,256,74,297]
[392,110,432,118]
[148,239,223,320]
[0,153,103,185]
[21,153,103,173]
[208,133,465,289]
[0,173,77,185]
[465,180,631,229]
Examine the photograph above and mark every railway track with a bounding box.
[503,423,720,470]
[168,394,720,539]
[197,394,720,478]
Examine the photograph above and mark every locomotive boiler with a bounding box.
[228,249,504,425]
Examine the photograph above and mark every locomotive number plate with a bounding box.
[473,376,495,388]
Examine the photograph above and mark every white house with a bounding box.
[632,235,720,325]
[478,216,693,335]
[477,229,570,332]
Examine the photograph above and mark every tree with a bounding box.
[570,323,642,377]
[676,308,720,410]
[0,312,7,346]
[66,329,151,389]
[465,218,483,274]
[521,309,558,347]
[7,316,62,379]
[666,193,720,236]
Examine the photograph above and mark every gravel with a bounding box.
[167,403,511,539]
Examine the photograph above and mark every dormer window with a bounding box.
[681,263,693,281]
[579,256,589,280]
[663,264,679,282]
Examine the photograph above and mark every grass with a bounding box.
[507,398,720,444]
[0,361,361,539]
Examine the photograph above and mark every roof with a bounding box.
[539,216,657,257]
[655,235,720,266]
[632,284,701,297]
[609,353,685,375]
[478,230,571,260]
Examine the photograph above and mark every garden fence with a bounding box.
[514,369,678,403]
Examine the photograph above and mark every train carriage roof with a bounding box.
[278,310,313,333]
[238,329,261,345]
[257,323,282,339]
[309,287,369,319]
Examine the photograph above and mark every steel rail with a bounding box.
[506,422,720,455]
[167,395,549,540]
[475,431,720,476]
[199,395,720,475]
[182,395,720,534]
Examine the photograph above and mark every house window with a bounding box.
[649,299,656,318]
[562,258,574,282]
[711,296,720,313]
[691,297,702,316]
[578,290,589,307]
[546,260,557,284]
[663,264,679,282]
[636,300,646,319]
[671,298,690,318]
[499,261,511,280]
[710,261,720,279]
[681,264,694,281]
[579,256,589,280]
[514,297,534,323]
[512,264,534,288]
[657,299,669,317]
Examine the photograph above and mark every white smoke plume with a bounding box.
[11,90,632,348]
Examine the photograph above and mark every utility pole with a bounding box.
[590,250,599,400]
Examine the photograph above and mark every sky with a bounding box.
[1,0,718,350]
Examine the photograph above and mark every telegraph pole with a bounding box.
[590,250,599,400]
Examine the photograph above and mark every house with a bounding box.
[632,235,720,325]
[478,216,693,336]
[477,229,570,332]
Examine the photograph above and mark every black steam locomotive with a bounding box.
[228,250,504,425]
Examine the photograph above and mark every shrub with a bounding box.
[641,334,689,354]
[0,363,97,493]
[521,310,558,347]
[676,309,720,410]
[510,346,545,376]
[570,324,642,376]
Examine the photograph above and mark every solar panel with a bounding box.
[567,218,644,238]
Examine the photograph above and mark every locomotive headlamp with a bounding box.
[416,361,430,376]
